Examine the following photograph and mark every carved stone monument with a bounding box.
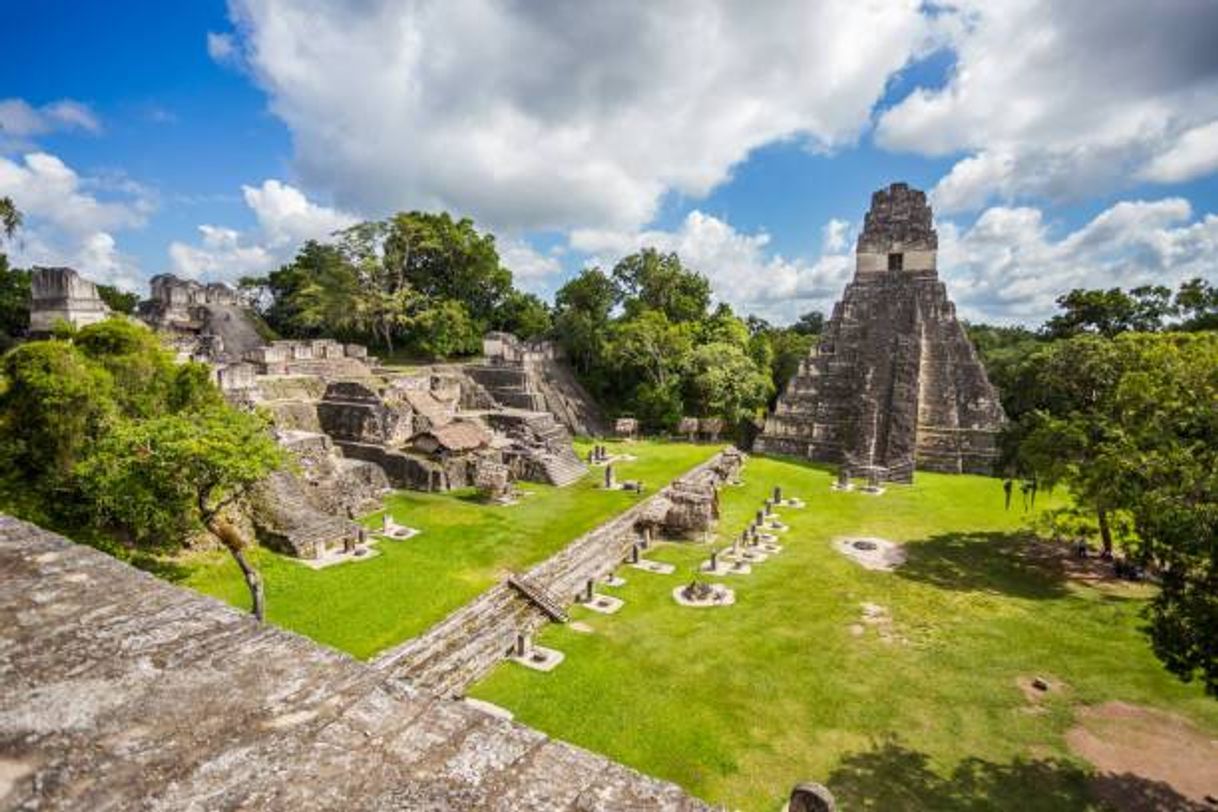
[756,183,1005,482]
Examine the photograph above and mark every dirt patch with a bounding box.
[1024,542,1152,595]
[1066,701,1218,809]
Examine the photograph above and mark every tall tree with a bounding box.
[611,248,711,323]
[0,196,20,240]
[1007,332,1218,694]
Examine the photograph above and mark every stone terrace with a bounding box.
[0,515,715,811]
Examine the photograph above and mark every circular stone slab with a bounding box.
[834,537,906,571]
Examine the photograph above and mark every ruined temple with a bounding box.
[755,183,1004,482]
[28,266,111,333]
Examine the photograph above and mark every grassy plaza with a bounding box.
[469,453,1218,811]
[181,439,717,659]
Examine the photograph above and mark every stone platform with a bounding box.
[0,515,715,811]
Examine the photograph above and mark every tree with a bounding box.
[611,248,710,323]
[1042,286,1177,338]
[0,260,31,347]
[1175,277,1218,331]
[77,409,285,621]
[791,310,825,336]
[493,290,552,339]
[409,299,481,359]
[0,339,115,497]
[554,267,618,375]
[96,284,140,315]
[380,212,512,324]
[685,342,773,427]
[0,196,20,240]
[1008,332,1218,694]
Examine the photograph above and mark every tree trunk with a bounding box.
[211,516,265,622]
[1097,507,1114,559]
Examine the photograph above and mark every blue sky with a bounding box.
[3,1,1217,325]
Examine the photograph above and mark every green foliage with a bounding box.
[493,289,552,339]
[0,339,115,493]
[684,342,774,426]
[611,248,711,323]
[408,299,482,359]
[553,252,780,434]
[255,212,537,358]
[0,259,31,348]
[1005,331,1218,694]
[791,309,825,335]
[96,284,140,315]
[77,408,284,547]
[0,196,20,240]
[0,319,283,549]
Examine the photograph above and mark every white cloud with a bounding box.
[1139,120,1218,184]
[0,98,101,138]
[822,218,851,253]
[0,151,150,289]
[940,198,1218,323]
[169,225,275,280]
[499,238,560,281]
[206,31,240,66]
[242,179,356,247]
[167,179,356,281]
[571,211,852,323]
[876,0,1218,211]
[226,0,932,233]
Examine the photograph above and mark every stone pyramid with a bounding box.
[755,183,1005,482]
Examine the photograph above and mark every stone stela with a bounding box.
[755,183,1005,483]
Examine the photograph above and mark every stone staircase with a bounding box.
[507,575,570,622]
[465,364,547,411]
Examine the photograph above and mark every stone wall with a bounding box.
[0,514,714,810]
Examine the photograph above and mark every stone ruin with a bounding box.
[467,331,608,437]
[28,266,111,334]
[0,515,717,810]
[19,269,597,559]
[755,183,1005,482]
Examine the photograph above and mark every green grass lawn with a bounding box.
[181,439,717,659]
[470,453,1218,811]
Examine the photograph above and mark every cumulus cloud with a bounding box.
[499,238,561,282]
[224,0,931,233]
[876,0,1218,211]
[167,179,356,280]
[940,198,1218,324]
[571,211,853,323]
[0,151,151,289]
[0,98,101,138]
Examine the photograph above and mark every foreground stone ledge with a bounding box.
[0,514,716,811]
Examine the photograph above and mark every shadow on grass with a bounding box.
[826,737,1206,811]
[128,552,192,583]
[896,531,1071,600]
